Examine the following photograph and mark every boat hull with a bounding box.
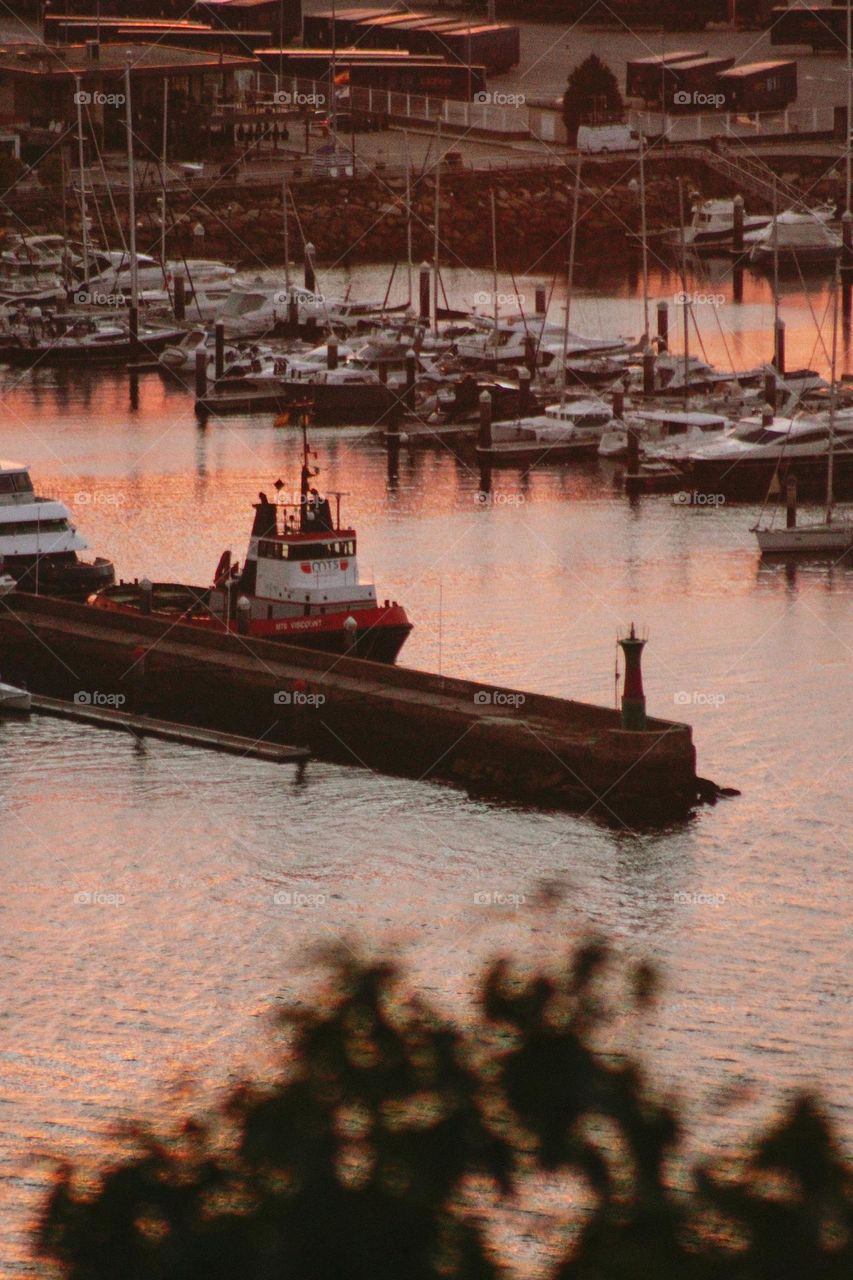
[0,329,185,367]
[89,588,412,664]
[687,452,853,500]
[755,524,853,555]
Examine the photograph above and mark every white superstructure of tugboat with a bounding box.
[90,433,412,662]
[0,462,114,599]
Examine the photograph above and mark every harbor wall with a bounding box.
[4,153,839,270]
[0,594,698,821]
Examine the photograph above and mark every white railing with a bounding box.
[230,74,531,138]
[630,106,836,143]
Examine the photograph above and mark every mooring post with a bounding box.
[343,614,357,651]
[656,299,669,351]
[774,318,786,374]
[619,624,647,731]
[518,365,532,415]
[405,348,416,409]
[214,320,225,381]
[626,424,640,476]
[194,348,207,399]
[534,283,546,315]
[732,193,744,254]
[139,577,153,616]
[643,348,655,395]
[419,262,431,324]
[174,274,186,321]
[236,595,251,635]
[786,474,798,528]
[478,389,493,450]
[304,242,315,294]
[762,401,774,428]
[612,384,625,420]
[763,370,776,412]
[327,335,338,370]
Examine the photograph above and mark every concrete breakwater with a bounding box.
[0,594,699,821]
[7,153,834,271]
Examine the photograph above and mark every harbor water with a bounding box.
[0,262,851,1274]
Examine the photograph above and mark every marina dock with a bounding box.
[0,594,701,821]
[27,694,310,764]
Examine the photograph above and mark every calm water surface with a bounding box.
[0,264,851,1274]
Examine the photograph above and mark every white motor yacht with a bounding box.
[0,461,114,598]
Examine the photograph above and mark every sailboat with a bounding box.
[753,270,853,555]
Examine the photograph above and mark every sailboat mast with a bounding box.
[772,176,780,353]
[561,157,581,400]
[404,131,412,307]
[160,79,168,286]
[124,59,139,341]
[827,266,840,523]
[840,0,845,215]
[639,131,649,341]
[75,77,90,292]
[491,188,498,336]
[678,179,689,407]
[433,121,441,335]
[282,175,290,289]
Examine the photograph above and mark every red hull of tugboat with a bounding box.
[89,590,412,664]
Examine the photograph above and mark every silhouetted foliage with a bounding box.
[562,56,624,142]
[38,942,852,1279]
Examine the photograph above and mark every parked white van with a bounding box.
[576,124,640,154]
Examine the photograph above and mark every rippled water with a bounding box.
[0,263,851,1273]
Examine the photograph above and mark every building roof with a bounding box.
[0,41,257,78]
[717,60,796,79]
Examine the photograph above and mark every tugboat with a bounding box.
[89,433,413,662]
[0,461,115,599]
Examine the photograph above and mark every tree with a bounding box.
[38,942,852,1279]
[562,55,624,144]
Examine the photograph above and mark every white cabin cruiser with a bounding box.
[598,410,731,460]
[686,411,853,498]
[674,198,772,249]
[219,280,327,338]
[0,461,114,598]
[477,398,615,464]
[747,210,842,265]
